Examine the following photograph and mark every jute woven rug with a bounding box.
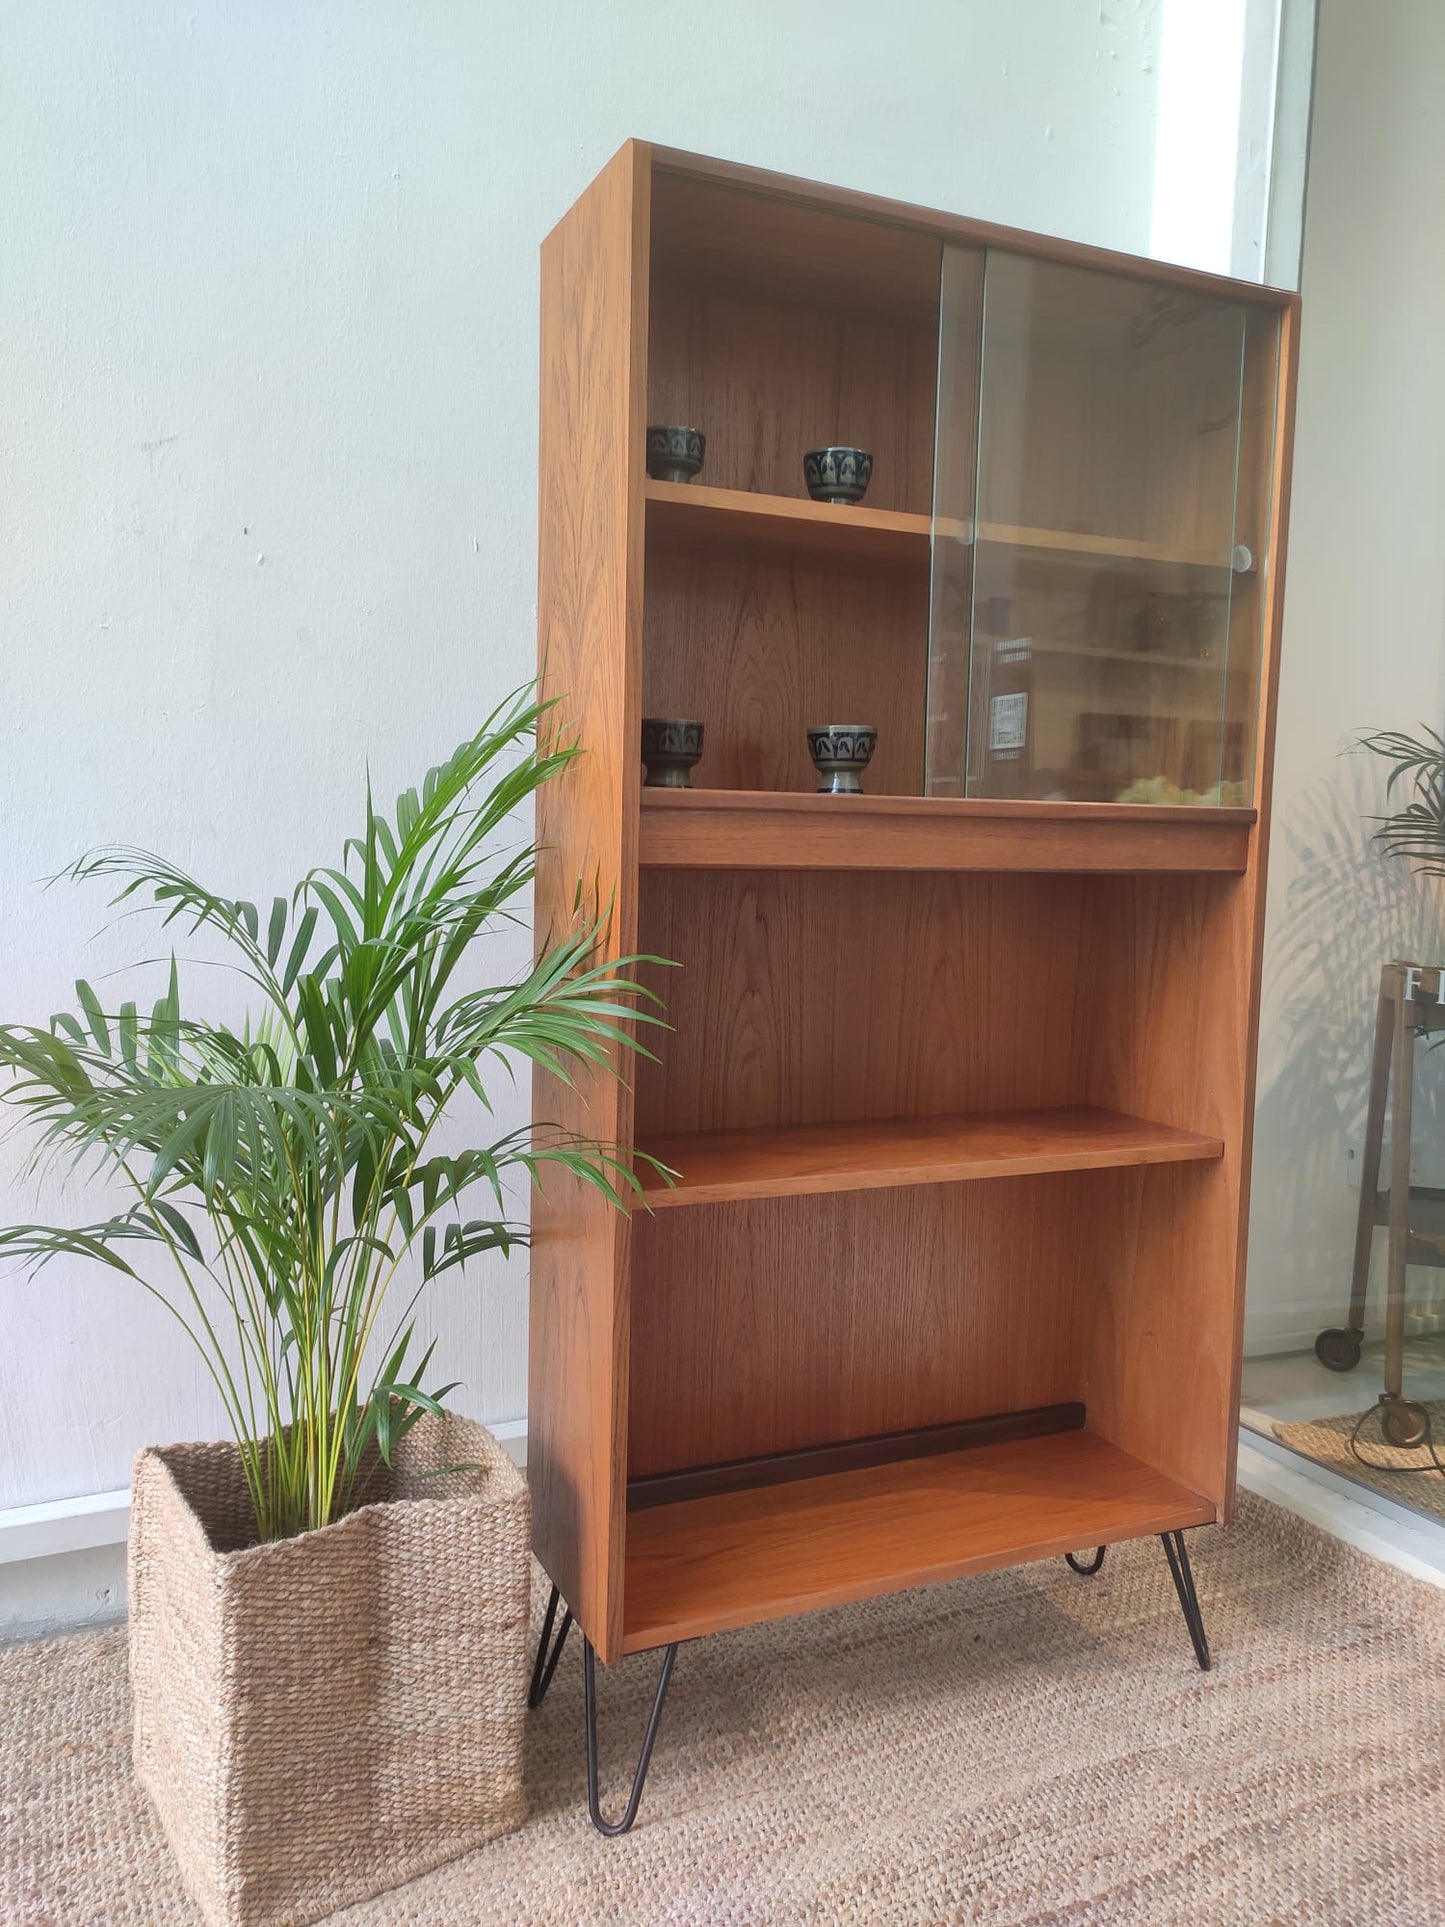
[4,1492,1444,1926]
[1274,1401,1445,1523]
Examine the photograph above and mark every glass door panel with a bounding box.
[928,246,1275,805]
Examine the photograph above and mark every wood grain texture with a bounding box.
[621,1428,1214,1650]
[627,1175,1102,1477]
[647,224,937,514]
[638,789,1255,872]
[1076,876,1240,1511]
[529,140,649,1661]
[634,1106,1223,1208]
[633,869,1094,1137]
[645,478,930,574]
[642,546,930,796]
[651,167,943,324]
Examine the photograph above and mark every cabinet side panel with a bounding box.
[530,144,649,1659]
[1079,874,1250,1513]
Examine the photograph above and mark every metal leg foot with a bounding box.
[1065,1546,1106,1576]
[1160,1530,1212,1671]
[584,1637,678,1836]
[527,1583,573,1710]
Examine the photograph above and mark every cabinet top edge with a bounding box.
[639,141,1298,312]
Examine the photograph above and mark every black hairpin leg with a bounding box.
[1160,1529,1212,1671]
[527,1583,573,1710]
[584,1637,679,1836]
[1065,1546,1106,1575]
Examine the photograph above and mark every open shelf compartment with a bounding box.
[621,1424,1214,1651]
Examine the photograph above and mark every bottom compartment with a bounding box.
[621,1423,1214,1651]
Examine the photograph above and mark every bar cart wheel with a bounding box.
[1314,1325,1363,1373]
[1380,1395,1430,1450]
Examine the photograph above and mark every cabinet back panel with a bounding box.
[635,869,1094,1137]
[651,169,944,325]
[642,549,929,795]
[628,1175,1098,1476]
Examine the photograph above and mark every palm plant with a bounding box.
[0,689,656,1542]
[1360,726,1445,876]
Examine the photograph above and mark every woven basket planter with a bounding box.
[128,1411,530,1927]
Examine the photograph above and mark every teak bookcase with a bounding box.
[529,141,1297,1829]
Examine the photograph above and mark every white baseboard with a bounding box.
[1236,1430,1445,1587]
[0,1544,130,1644]
[0,1487,133,1566]
[1243,1308,1445,1360]
[0,1418,528,1643]
[491,1417,528,1465]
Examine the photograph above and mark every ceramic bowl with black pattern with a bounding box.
[806,724,877,795]
[646,425,705,484]
[641,717,704,788]
[803,446,873,505]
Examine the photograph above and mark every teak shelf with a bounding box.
[635,1106,1224,1210]
[646,478,931,572]
[646,479,1245,577]
[529,141,1297,1831]
[621,1428,1217,1652]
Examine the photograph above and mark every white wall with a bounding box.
[1,0,1302,1583]
[1245,0,1445,1354]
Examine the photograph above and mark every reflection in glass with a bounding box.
[928,248,1276,805]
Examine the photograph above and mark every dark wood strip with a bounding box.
[626,1402,1086,1512]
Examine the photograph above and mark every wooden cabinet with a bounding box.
[530,142,1297,1669]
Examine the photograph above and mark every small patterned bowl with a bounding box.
[641,717,704,788]
[807,724,877,795]
[803,446,873,505]
[646,425,705,484]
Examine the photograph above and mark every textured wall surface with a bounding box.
[1245,0,1445,1353]
[2,0,1307,1518]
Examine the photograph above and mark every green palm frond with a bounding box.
[1359,727,1445,878]
[0,686,665,1542]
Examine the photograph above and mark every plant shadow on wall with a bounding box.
[0,687,660,1543]
[1253,740,1445,1349]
